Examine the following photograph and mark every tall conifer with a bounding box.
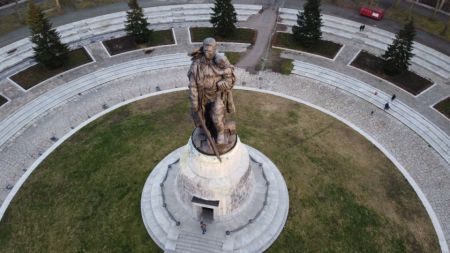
[382,21,416,75]
[27,1,68,69]
[210,0,237,37]
[125,0,151,44]
[292,0,322,47]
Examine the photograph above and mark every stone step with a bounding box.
[279,8,450,79]
[175,232,224,253]
[0,4,260,76]
[176,238,223,251]
[0,54,190,148]
[292,60,450,164]
[179,232,224,245]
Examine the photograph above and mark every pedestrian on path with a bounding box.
[371,110,374,116]
[200,221,207,235]
[384,102,390,110]
[359,24,365,32]
[391,94,396,101]
[374,90,378,96]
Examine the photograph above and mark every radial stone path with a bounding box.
[236,6,278,72]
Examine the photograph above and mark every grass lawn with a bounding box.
[272,32,342,59]
[0,0,139,36]
[103,30,175,56]
[386,7,450,41]
[66,0,125,10]
[0,12,26,36]
[0,91,439,252]
[10,48,93,90]
[258,48,294,75]
[0,0,54,36]
[190,27,257,44]
[224,52,243,65]
[0,95,7,107]
[434,96,450,119]
[351,51,434,95]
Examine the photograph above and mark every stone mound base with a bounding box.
[141,145,289,253]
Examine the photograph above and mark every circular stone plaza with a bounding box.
[0,1,449,253]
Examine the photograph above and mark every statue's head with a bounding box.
[214,53,230,68]
[202,37,217,60]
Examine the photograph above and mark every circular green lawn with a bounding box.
[0,91,439,252]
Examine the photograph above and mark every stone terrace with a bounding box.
[0,3,449,252]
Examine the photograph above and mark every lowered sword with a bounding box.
[196,109,222,163]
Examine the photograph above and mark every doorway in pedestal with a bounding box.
[192,196,219,223]
[201,207,214,223]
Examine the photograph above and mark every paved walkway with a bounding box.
[278,8,450,80]
[1,63,449,251]
[277,39,450,136]
[0,5,449,253]
[283,0,450,55]
[236,4,279,72]
[1,0,449,56]
[0,4,260,79]
[292,60,450,163]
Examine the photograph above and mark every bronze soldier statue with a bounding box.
[188,38,237,156]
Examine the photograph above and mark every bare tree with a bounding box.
[367,0,379,7]
[55,0,62,13]
[438,0,447,9]
[433,0,442,17]
[13,0,24,23]
[441,14,450,35]
[407,0,418,21]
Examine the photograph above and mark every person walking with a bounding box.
[200,221,207,235]
[391,94,396,101]
[360,24,365,31]
[384,102,390,110]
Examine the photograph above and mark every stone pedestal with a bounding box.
[177,137,252,220]
[141,139,289,253]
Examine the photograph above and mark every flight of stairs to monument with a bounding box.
[172,232,224,253]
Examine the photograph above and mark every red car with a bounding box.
[360,6,384,20]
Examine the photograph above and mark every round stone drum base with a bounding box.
[141,145,289,253]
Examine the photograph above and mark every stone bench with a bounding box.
[0,53,191,147]
[297,65,448,160]
[291,60,450,164]
[279,8,450,79]
[367,26,450,76]
[0,4,260,78]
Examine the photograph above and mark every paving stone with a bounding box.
[0,7,449,251]
[279,8,450,80]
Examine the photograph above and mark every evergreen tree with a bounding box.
[382,21,416,75]
[210,0,237,37]
[125,0,151,44]
[27,1,68,69]
[292,0,322,47]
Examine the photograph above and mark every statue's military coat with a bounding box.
[188,51,236,115]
